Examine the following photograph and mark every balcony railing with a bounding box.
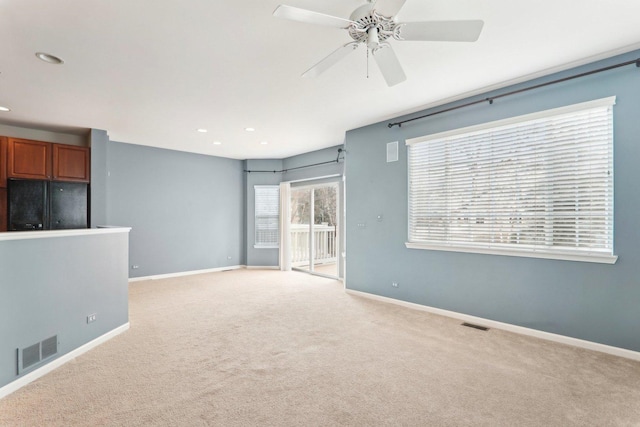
[290,223,337,267]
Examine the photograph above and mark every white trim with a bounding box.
[245,265,279,270]
[0,323,130,400]
[279,181,292,271]
[128,265,246,282]
[0,227,131,242]
[282,174,341,184]
[406,96,616,146]
[405,242,618,264]
[346,290,640,362]
[254,185,280,248]
[292,268,341,280]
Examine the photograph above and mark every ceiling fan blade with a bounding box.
[396,20,484,42]
[372,0,407,17]
[303,43,360,78]
[273,5,354,29]
[372,44,406,87]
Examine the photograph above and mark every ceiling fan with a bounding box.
[273,0,484,87]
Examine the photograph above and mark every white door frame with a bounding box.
[281,175,341,279]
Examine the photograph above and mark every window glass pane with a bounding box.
[408,99,614,258]
[314,186,338,277]
[255,185,279,247]
[291,188,311,270]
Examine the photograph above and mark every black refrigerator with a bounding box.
[8,179,88,231]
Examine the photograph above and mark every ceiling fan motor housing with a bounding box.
[348,10,396,47]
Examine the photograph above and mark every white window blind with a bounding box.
[406,97,616,263]
[255,185,280,248]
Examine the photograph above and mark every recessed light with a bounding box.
[0,105,10,112]
[196,128,208,133]
[245,127,255,132]
[35,52,64,65]
[213,141,222,145]
[260,141,268,145]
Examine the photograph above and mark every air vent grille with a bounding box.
[21,344,41,371]
[387,141,398,162]
[18,335,58,374]
[41,336,58,359]
[462,322,489,331]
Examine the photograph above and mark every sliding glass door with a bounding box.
[290,183,338,278]
[290,188,312,272]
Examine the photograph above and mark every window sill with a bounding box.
[254,245,279,249]
[405,242,618,264]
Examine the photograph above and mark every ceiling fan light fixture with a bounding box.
[35,52,64,65]
[367,27,380,50]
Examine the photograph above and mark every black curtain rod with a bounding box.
[244,149,343,173]
[388,58,640,129]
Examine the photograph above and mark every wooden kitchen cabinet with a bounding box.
[5,138,90,183]
[53,144,90,182]
[0,136,7,188]
[7,138,52,180]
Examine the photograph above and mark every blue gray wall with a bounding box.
[0,123,87,147]
[245,159,283,267]
[104,142,245,278]
[344,50,640,352]
[283,146,345,277]
[94,139,343,274]
[90,129,109,227]
[0,231,130,389]
[282,146,344,182]
[244,147,345,269]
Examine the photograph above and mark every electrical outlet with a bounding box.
[132,265,139,269]
[87,313,97,324]
[392,282,399,288]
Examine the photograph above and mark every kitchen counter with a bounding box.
[0,226,131,241]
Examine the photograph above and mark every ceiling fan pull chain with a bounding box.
[367,47,370,79]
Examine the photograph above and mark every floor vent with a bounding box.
[17,335,58,374]
[462,322,489,331]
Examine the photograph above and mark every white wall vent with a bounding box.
[386,141,398,162]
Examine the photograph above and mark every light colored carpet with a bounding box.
[1,269,639,426]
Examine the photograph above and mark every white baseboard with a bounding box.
[0,323,130,400]
[346,289,640,362]
[245,266,279,270]
[129,265,246,282]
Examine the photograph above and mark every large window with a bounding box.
[254,185,280,248]
[406,97,616,264]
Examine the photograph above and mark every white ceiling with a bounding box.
[1,0,639,160]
